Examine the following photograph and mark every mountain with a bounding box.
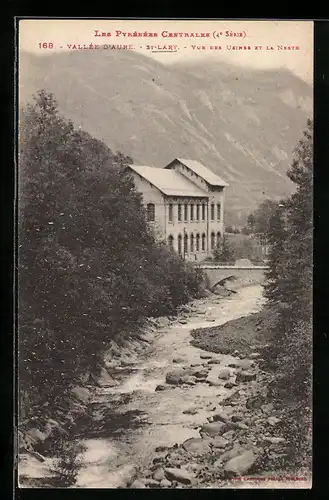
[19,49,312,225]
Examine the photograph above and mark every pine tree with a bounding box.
[264,204,288,304]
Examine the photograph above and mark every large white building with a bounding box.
[127,158,229,261]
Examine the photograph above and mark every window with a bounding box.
[178,234,182,255]
[178,204,182,222]
[217,203,221,221]
[184,233,188,254]
[211,203,215,221]
[202,233,206,251]
[211,232,215,250]
[168,235,174,249]
[147,203,155,222]
[196,233,200,251]
[168,203,173,222]
[190,233,194,253]
[202,204,206,221]
[184,204,188,222]
[216,231,221,247]
[190,204,194,221]
[196,204,200,221]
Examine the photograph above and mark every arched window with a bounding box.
[216,231,221,247]
[168,234,174,249]
[217,203,221,221]
[202,233,206,251]
[211,232,215,250]
[190,233,194,253]
[190,204,194,221]
[196,204,200,221]
[196,233,200,251]
[184,233,188,254]
[146,203,155,222]
[178,234,182,255]
[211,203,215,221]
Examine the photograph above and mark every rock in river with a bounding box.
[236,371,256,383]
[182,437,212,454]
[217,369,232,380]
[200,353,212,360]
[165,369,185,385]
[164,467,193,485]
[223,449,257,477]
[200,421,227,437]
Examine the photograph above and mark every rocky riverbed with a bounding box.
[19,284,311,489]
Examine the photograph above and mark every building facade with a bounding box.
[127,158,228,262]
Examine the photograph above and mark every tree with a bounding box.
[263,119,313,469]
[213,234,236,262]
[246,199,279,236]
[19,90,204,424]
[264,204,288,304]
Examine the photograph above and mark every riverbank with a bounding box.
[18,284,311,489]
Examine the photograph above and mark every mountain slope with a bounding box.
[19,49,312,224]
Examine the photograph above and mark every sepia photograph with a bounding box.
[17,19,313,489]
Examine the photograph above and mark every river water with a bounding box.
[75,284,265,488]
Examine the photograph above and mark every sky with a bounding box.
[19,19,314,83]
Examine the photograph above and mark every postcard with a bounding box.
[17,18,313,489]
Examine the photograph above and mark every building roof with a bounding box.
[166,158,229,187]
[128,165,208,197]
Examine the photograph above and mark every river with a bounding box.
[75,284,265,488]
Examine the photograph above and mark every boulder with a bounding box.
[246,395,266,409]
[223,450,257,477]
[224,381,237,389]
[200,421,227,437]
[207,359,221,365]
[208,379,222,387]
[155,384,167,391]
[182,438,211,454]
[219,445,246,463]
[184,377,197,386]
[165,370,186,385]
[211,436,229,449]
[212,411,230,423]
[222,430,236,441]
[249,352,261,359]
[267,417,281,426]
[236,371,256,383]
[228,359,254,370]
[130,479,146,488]
[71,386,91,404]
[160,478,172,487]
[193,370,209,379]
[200,353,212,360]
[164,467,193,485]
[182,407,199,415]
[261,402,274,414]
[217,369,231,380]
[172,357,185,364]
[144,478,161,487]
[153,468,165,481]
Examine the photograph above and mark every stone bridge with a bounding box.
[195,264,269,289]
